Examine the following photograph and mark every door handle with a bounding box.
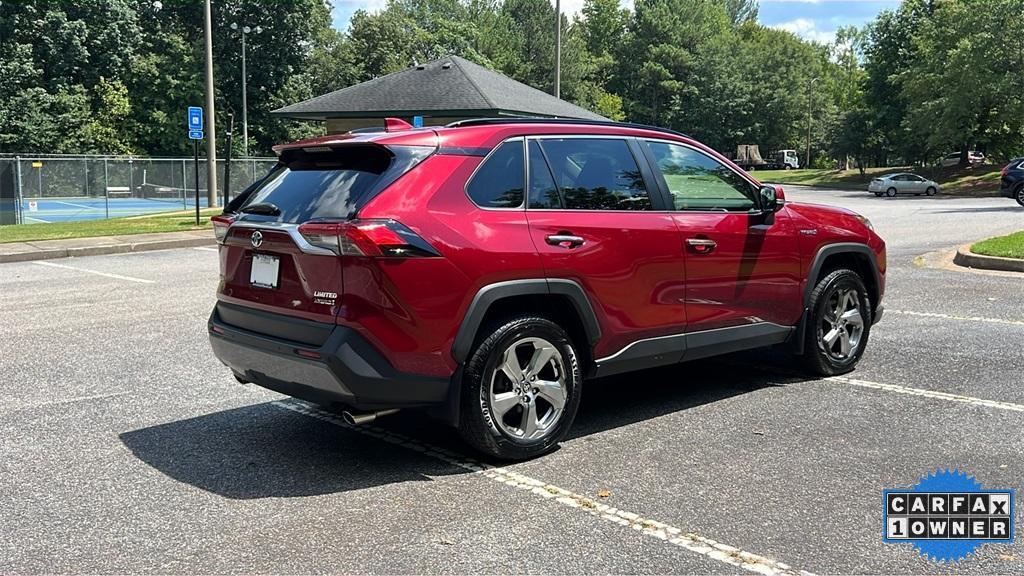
[546,234,585,248]
[686,238,717,254]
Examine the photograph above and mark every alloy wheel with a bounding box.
[820,287,865,361]
[488,337,567,442]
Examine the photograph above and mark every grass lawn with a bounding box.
[754,165,1003,196]
[971,230,1024,259]
[0,208,220,244]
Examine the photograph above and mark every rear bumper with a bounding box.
[208,303,450,410]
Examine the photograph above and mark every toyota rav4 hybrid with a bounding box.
[208,118,886,460]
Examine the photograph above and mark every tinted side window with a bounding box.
[539,138,651,211]
[466,140,525,208]
[528,140,561,209]
[645,141,756,211]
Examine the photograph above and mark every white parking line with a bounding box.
[192,246,219,252]
[33,260,155,284]
[886,309,1024,327]
[273,400,810,576]
[826,376,1024,413]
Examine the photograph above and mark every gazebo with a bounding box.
[272,55,606,133]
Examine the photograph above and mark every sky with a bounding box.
[329,0,902,46]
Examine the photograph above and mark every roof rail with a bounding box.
[446,117,690,140]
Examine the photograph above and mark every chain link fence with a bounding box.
[0,154,277,224]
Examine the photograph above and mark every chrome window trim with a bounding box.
[526,134,656,212]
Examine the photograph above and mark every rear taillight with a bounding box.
[211,214,235,243]
[297,219,440,258]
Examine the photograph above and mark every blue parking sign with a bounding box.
[188,129,204,140]
[188,106,203,130]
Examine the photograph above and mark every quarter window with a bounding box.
[466,140,525,208]
[538,138,652,211]
[645,141,756,211]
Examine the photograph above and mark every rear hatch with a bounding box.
[214,142,433,332]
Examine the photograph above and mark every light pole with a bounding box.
[230,22,261,156]
[554,0,561,98]
[203,0,217,207]
[806,76,820,170]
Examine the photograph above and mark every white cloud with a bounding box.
[771,17,837,43]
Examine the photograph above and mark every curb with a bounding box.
[953,243,1024,273]
[0,236,215,264]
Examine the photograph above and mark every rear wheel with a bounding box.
[458,316,581,460]
[926,186,937,196]
[1016,184,1024,207]
[802,268,872,376]
[886,187,898,198]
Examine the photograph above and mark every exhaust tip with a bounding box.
[342,409,399,426]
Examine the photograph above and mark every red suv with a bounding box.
[209,118,885,460]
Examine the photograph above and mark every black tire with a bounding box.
[801,268,873,376]
[458,316,582,461]
[886,187,898,197]
[1015,184,1024,208]
[926,186,937,196]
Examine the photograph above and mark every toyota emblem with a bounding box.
[250,230,263,249]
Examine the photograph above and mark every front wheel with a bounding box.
[1015,184,1024,207]
[458,316,581,460]
[801,268,872,376]
[886,187,898,198]
[926,186,937,196]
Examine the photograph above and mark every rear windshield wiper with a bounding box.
[240,202,281,216]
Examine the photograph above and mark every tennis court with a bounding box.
[20,196,215,223]
[2,154,277,225]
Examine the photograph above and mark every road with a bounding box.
[1,189,1022,574]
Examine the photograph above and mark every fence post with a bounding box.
[15,156,23,225]
[179,159,185,210]
[103,158,109,219]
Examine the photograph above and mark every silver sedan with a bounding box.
[868,173,940,197]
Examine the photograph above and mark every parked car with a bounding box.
[939,151,985,167]
[208,117,886,460]
[999,157,1024,207]
[868,173,940,197]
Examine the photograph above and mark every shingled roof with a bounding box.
[272,55,606,121]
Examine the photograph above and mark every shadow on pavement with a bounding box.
[120,355,807,499]
[119,401,463,499]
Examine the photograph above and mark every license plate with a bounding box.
[250,253,279,289]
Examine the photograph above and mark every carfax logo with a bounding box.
[883,470,1014,562]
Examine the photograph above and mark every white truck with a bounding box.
[732,145,799,170]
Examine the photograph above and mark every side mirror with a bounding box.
[759,185,785,212]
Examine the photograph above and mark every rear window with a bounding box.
[236,144,429,222]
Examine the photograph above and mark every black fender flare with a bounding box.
[795,242,881,355]
[450,278,601,363]
[803,242,881,308]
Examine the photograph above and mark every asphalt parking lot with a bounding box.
[1,188,1022,574]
